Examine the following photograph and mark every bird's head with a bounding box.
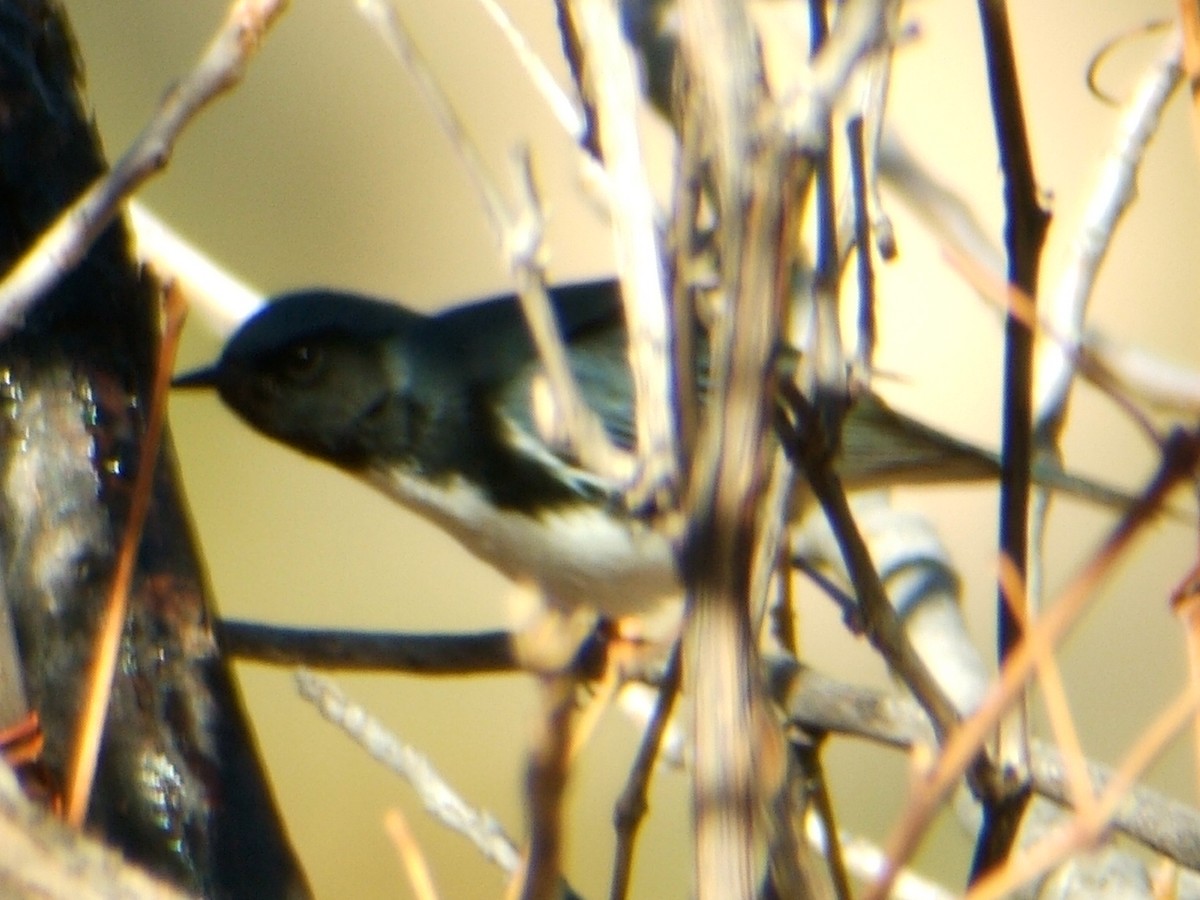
[174,290,432,468]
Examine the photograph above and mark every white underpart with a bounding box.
[361,465,680,617]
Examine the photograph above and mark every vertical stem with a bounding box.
[972,0,1050,880]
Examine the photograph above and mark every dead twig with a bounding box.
[863,429,1200,900]
[357,0,631,486]
[974,0,1050,874]
[218,620,529,675]
[63,281,187,826]
[384,808,441,900]
[609,642,683,900]
[1036,29,1182,444]
[770,661,1200,872]
[0,0,288,336]
[566,0,677,502]
[296,671,524,879]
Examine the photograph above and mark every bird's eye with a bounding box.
[278,343,324,383]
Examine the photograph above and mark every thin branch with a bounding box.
[945,244,1164,444]
[780,0,892,152]
[801,0,848,407]
[835,26,900,266]
[862,428,1200,900]
[673,0,785,894]
[566,0,678,500]
[296,671,524,879]
[974,0,1050,874]
[965,687,1200,900]
[517,674,576,900]
[880,137,1004,278]
[1171,568,1200,828]
[831,828,956,900]
[357,0,631,484]
[791,737,853,899]
[0,0,289,336]
[1079,333,1200,417]
[1176,0,1200,156]
[384,809,442,900]
[64,282,187,826]
[1036,30,1183,443]
[609,642,683,900]
[781,388,961,743]
[218,620,528,675]
[847,116,877,379]
[128,201,263,337]
[997,562,1094,819]
[770,661,1200,872]
[473,0,587,142]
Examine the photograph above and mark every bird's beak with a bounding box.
[171,364,221,390]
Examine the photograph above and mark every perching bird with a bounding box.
[173,278,1134,617]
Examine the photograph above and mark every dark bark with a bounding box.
[0,2,308,896]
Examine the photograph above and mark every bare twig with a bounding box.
[974,0,1050,874]
[1176,0,1200,155]
[1171,566,1200,824]
[997,563,1093,819]
[802,0,848,406]
[218,620,528,675]
[296,671,524,878]
[789,737,851,899]
[830,828,955,900]
[835,28,899,265]
[964,687,1200,900]
[128,201,263,336]
[566,0,678,501]
[384,809,441,900]
[945,244,1163,444]
[780,0,893,152]
[847,116,877,379]
[468,0,617,218]
[609,642,683,900]
[0,0,288,336]
[782,394,961,742]
[357,0,631,484]
[879,137,1004,277]
[1036,30,1183,443]
[863,429,1200,900]
[473,0,587,141]
[516,674,575,900]
[1079,333,1200,416]
[771,661,1200,872]
[676,10,791,895]
[64,282,187,826]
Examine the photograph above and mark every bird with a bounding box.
[173,278,1137,618]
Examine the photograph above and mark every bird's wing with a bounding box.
[491,308,637,458]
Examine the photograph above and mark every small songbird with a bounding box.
[173,279,1131,617]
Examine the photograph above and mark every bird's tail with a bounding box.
[836,393,1149,514]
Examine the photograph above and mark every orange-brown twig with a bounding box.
[998,563,1094,820]
[1177,2,1200,157]
[63,281,188,826]
[385,808,441,900]
[863,430,1198,900]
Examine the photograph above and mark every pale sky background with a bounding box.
[61,2,1200,897]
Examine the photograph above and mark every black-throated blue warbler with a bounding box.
[173,278,1133,617]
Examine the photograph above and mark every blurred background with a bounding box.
[63,1,1200,896]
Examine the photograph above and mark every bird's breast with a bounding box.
[362,465,681,617]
